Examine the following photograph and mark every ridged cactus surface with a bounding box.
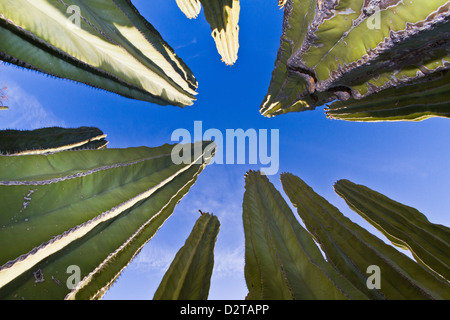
[280,173,450,300]
[0,0,198,107]
[334,179,450,281]
[261,0,450,121]
[175,0,240,65]
[0,141,215,300]
[153,212,220,300]
[200,0,240,66]
[0,127,108,156]
[242,170,368,300]
[176,0,202,19]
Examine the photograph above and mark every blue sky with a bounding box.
[1,1,449,300]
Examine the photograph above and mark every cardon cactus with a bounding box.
[0,127,108,156]
[242,170,368,300]
[0,0,198,107]
[175,0,240,66]
[175,0,202,19]
[280,173,450,300]
[0,141,215,300]
[334,179,450,281]
[153,212,220,300]
[261,0,450,121]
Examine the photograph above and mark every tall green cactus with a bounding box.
[334,179,450,281]
[242,170,368,300]
[200,0,240,66]
[153,212,220,300]
[0,0,198,107]
[261,0,450,121]
[279,173,450,300]
[0,141,215,300]
[0,127,108,156]
[175,0,240,66]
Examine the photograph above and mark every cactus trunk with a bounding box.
[280,173,450,300]
[0,141,215,299]
[334,179,450,281]
[242,170,368,300]
[175,0,202,19]
[153,212,220,300]
[261,0,450,121]
[0,0,198,107]
[200,0,240,66]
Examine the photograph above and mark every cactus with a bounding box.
[0,141,215,300]
[0,127,108,156]
[325,70,450,121]
[261,0,450,121]
[242,170,368,300]
[0,0,198,107]
[153,212,220,300]
[176,0,202,19]
[334,179,450,281]
[280,173,450,300]
[175,0,240,66]
[200,0,240,66]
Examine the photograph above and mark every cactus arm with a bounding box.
[260,0,319,117]
[280,173,450,300]
[200,0,240,66]
[278,0,287,9]
[153,213,220,300]
[334,179,450,281]
[175,0,202,19]
[0,141,215,298]
[0,127,108,156]
[243,170,368,300]
[326,70,450,121]
[0,0,197,107]
[261,0,450,120]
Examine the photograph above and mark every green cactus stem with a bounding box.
[261,0,450,121]
[0,141,215,300]
[0,127,108,156]
[153,212,220,300]
[0,0,198,107]
[334,179,450,281]
[242,170,368,300]
[280,173,450,300]
[200,0,240,66]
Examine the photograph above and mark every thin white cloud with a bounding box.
[0,82,65,130]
